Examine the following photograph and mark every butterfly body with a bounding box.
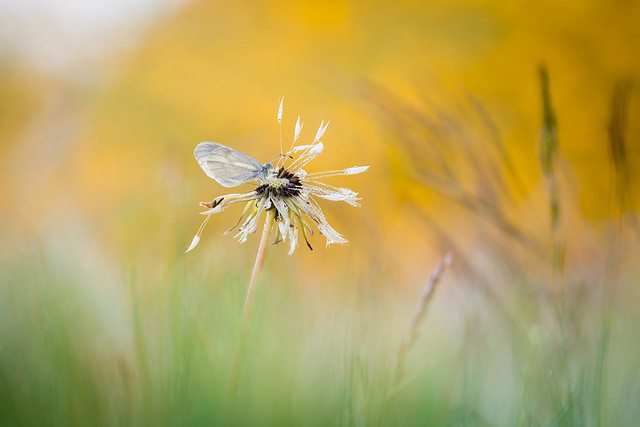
[194,142,271,187]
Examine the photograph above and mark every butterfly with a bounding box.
[194,142,272,187]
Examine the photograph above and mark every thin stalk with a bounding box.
[242,208,275,330]
[594,81,632,427]
[538,65,564,295]
[381,253,452,423]
[228,208,275,400]
[394,253,452,384]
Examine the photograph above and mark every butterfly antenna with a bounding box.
[277,97,284,167]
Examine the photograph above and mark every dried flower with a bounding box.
[186,101,369,254]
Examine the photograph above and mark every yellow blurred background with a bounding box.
[2,2,640,424]
[1,0,639,294]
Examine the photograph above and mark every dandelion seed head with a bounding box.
[186,101,369,254]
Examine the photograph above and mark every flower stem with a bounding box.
[228,209,275,400]
[242,208,275,331]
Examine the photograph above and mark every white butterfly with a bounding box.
[194,142,272,187]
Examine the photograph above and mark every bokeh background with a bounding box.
[1,0,639,425]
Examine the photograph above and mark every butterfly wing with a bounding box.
[194,142,267,187]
